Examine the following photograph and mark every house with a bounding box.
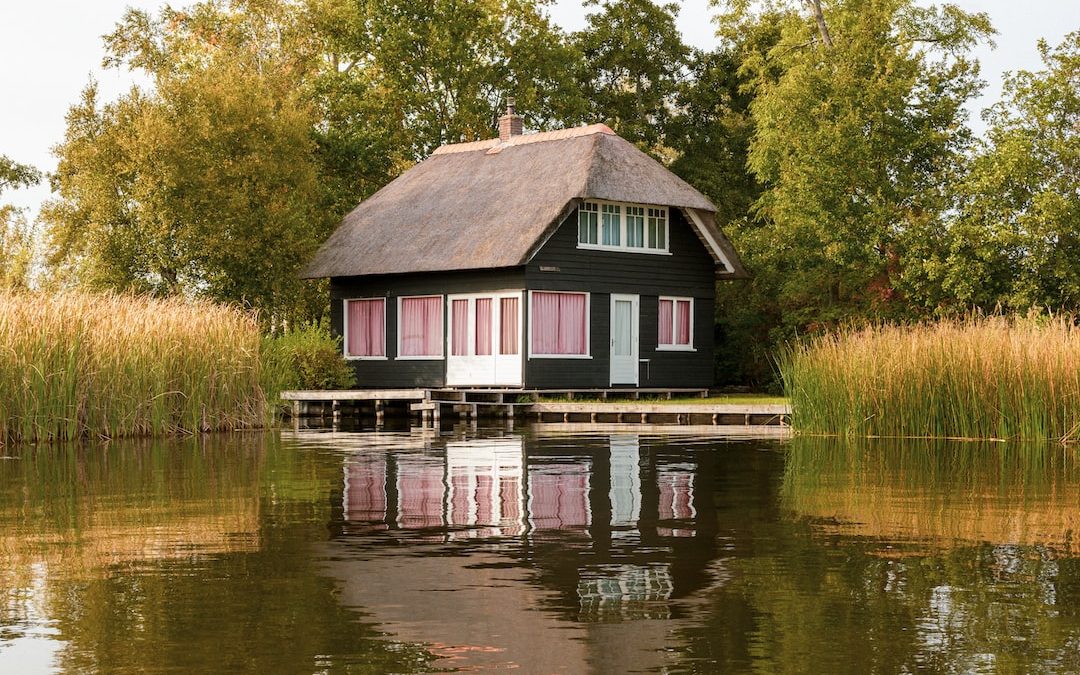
[300,102,748,389]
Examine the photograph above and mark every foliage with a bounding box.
[575,0,690,151]
[43,63,326,319]
[0,290,269,444]
[310,0,588,166]
[0,155,41,193]
[908,31,1080,312]
[779,314,1080,441]
[0,208,43,290]
[261,320,355,398]
[707,0,993,385]
[0,155,43,290]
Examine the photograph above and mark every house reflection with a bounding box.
[326,432,716,672]
[341,434,698,543]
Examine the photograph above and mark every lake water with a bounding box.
[1,426,1080,673]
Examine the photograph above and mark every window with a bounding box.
[601,203,621,246]
[398,296,443,358]
[451,299,469,356]
[577,200,668,253]
[500,297,519,354]
[658,297,693,350]
[647,208,667,250]
[578,202,598,245]
[626,206,645,248]
[344,298,386,358]
[530,291,589,357]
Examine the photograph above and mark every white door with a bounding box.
[446,292,523,386]
[610,294,639,385]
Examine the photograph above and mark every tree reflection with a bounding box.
[0,433,434,673]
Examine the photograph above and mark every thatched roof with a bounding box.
[301,124,748,279]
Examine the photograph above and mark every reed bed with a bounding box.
[778,315,1080,441]
[0,290,269,444]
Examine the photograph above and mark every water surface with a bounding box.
[1,428,1079,673]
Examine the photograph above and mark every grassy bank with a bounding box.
[0,291,268,444]
[779,316,1080,441]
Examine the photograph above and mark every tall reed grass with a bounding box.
[778,315,1080,441]
[0,290,269,444]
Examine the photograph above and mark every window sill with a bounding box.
[395,355,445,361]
[344,355,389,361]
[529,354,593,360]
[576,243,672,255]
[656,346,696,352]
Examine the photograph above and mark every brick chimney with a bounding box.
[498,97,523,142]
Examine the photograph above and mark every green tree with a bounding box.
[43,1,328,319]
[710,0,993,384]
[0,155,43,289]
[0,156,41,193]
[575,0,691,152]
[914,32,1080,312]
[310,0,588,168]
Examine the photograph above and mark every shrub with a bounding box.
[261,320,355,397]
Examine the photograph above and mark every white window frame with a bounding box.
[576,200,671,255]
[396,295,444,360]
[657,296,695,352]
[527,290,592,359]
[342,297,388,360]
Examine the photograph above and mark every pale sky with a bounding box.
[1,0,1077,219]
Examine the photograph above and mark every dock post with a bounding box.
[640,413,647,423]
[375,400,384,425]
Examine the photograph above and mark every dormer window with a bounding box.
[577,200,668,253]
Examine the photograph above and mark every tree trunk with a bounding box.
[805,0,834,47]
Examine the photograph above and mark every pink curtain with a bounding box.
[345,457,387,522]
[531,292,587,355]
[500,297,519,355]
[529,466,591,530]
[475,298,492,355]
[347,299,385,357]
[397,458,445,529]
[500,476,523,535]
[451,299,469,356]
[400,297,443,357]
[676,300,691,345]
[658,299,673,345]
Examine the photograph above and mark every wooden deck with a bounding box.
[280,388,791,429]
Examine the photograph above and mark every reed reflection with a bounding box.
[782,436,1080,553]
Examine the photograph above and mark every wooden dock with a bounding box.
[280,388,791,429]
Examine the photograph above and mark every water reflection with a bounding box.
[322,431,716,673]
[341,434,698,542]
[5,429,1080,673]
[782,436,1080,553]
[0,435,436,674]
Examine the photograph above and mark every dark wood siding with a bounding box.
[524,207,716,389]
[331,268,525,388]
